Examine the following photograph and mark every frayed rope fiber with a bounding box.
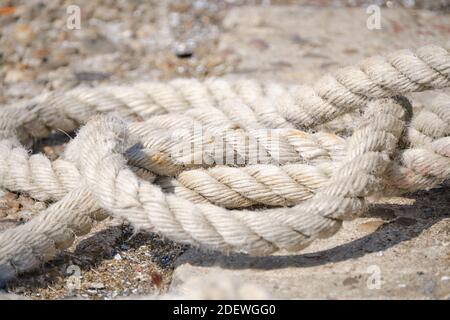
[0,45,449,283]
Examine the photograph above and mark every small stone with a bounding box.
[93,6,119,21]
[42,146,58,161]
[441,276,450,281]
[113,253,122,261]
[86,282,105,290]
[342,277,359,286]
[49,49,72,68]
[14,24,34,45]
[32,49,49,59]
[173,42,194,59]
[4,69,26,83]
[150,271,163,287]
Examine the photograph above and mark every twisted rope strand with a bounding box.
[1,45,449,141]
[1,96,448,205]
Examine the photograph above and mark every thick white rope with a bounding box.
[2,45,449,141]
[0,98,408,281]
[1,99,447,207]
[0,45,449,283]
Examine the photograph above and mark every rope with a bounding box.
[0,45,449,283]
[1,98,447,206]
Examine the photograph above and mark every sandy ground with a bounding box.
[0,0,449,299]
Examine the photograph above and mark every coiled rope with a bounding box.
[0,45,449,283]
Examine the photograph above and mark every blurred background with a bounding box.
[1,0,450,104]
[1,0,450,300]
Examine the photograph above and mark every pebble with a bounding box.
[86,282,105,290]
[49,50,70,68]
[113,253,122,261]
[441,276,450,281]
[14,24,34,45]
[342,277,359,286]
[4,69,27,83]
[173,42,194,58]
